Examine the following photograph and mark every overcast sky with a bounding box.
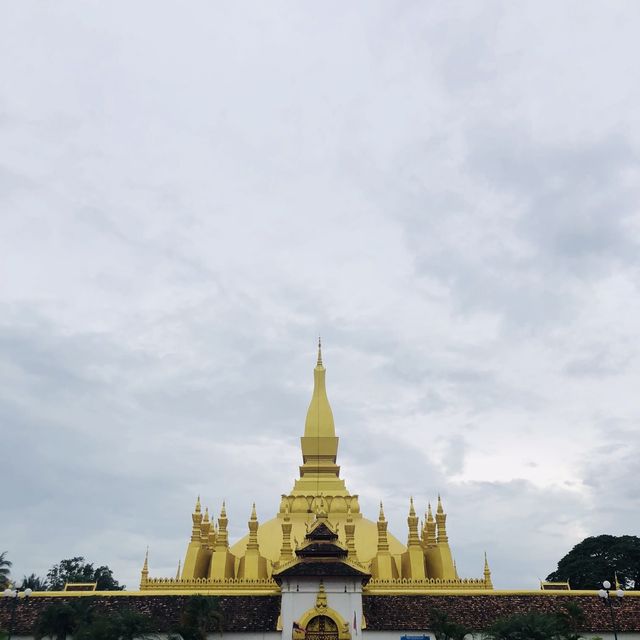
[1,1,640,591]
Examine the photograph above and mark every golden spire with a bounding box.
[436,495,448,543]
[280,502,293,561]
[296,340,345,495]
[345,504,356,559]
[377,500,390,553]
[200,506,211,543]
[303,340,335,439]
[176,559,181,580]
[425,502,437,546]
[247,503,260,551]
[216,501,230,550]
[191,496,204,541]
[140,547,149,588]
[484,552,493,588]
[407,497,420,547]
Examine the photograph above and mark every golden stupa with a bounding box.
[141,341,491,593]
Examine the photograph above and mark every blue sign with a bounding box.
[401,636,430,640]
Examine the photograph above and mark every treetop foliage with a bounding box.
[0,551,12,589]
[547,535,640,590]
[45,556,124,591]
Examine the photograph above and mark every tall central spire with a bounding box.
[292,340,349,497]
[303,337,335,439]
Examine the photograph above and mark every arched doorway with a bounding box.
[305,615,339,640]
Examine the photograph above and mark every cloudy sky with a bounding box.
[1,1,640,591]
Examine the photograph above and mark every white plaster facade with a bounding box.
[280,577,364,637]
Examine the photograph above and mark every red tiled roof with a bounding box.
[0,594,281,636]
[363,594,640,633]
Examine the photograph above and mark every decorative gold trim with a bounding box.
[25,588,640,598]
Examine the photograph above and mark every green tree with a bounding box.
[20,573,48,591]
[556,602,586,640]
[484,611,570,640]
[73,610,157,640]
[0,552,11,589]
[483,605,587,640]
[429,609,470,640]
[45,557,124,591]
[34,599,94,640]
[168,595,223,640]
[546,535,640,590]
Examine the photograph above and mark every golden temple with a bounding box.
[141,341,491,593]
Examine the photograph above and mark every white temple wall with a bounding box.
[280,577,364,636]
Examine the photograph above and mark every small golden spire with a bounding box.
[379,500,386,521]
[427,502,434,521]
[195,495,201,513]
[407,496,420,547]
[317,336,323,367]
[247,503,260,551]
[220,500,227,518]
[203,507,210,522]
[484,551,493,587]
[140,547,150,588]
[436,495,448,543]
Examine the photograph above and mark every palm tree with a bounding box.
[20,573,48,591]
[0,552,12,589]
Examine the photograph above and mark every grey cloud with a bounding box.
[1,1,640,592]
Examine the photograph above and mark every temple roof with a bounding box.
[273,514,371,582]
